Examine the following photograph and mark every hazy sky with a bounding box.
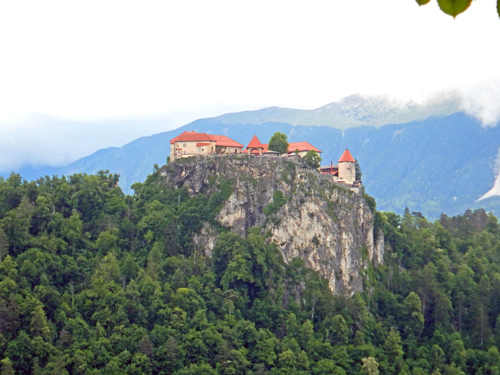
[1,0,499,172]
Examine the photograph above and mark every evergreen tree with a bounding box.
[355,159,362,181]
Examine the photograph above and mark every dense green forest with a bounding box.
[1,168,500,374]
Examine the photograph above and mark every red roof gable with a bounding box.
[247,135,263,149]
[339,149,355,162]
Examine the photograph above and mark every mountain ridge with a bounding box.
[212,93,463,129]
[3,95,499,219]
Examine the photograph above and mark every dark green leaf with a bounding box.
[415,0,431,5]
[437,0,472,18]
[497,0,500,18]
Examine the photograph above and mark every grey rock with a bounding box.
[161,155,384,295]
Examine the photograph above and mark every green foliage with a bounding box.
[437,0,472,17]
[268,132,289,154]
[355,159,362,182]
[263,190,286,216]
[0,358,14,375]
[362,356,379,375]
[303,150,322,169]
[0,228,8,261]
[403,292,424,337]
[416,0,497,19]
[1,169,500,374]
[363,193,377,214]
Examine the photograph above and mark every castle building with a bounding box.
[170,131,244,161]
[337,148,356,183]
[245,135,322,157]
[169,132,359,187]
[320,149,359,185]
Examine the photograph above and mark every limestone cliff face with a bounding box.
[160,155,384,295]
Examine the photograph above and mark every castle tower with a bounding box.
[338,149,356,183]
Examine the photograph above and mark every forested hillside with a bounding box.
[1,168,500,374]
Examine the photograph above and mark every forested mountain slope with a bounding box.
[1,161,500,374]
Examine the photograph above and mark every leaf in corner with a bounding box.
[437,0,472,17]
[497,0,500,18]
[415,0,431,5]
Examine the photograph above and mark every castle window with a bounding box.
[183,144,186,148]
[202,149,204,152]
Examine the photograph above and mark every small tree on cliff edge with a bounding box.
[268,132,289,154]
[355,159,362,181]
[303,150,321,169]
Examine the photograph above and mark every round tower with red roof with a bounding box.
[338,149,356,183]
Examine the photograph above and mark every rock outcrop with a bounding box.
[160,155,384,295]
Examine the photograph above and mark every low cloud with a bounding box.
[460,81,500,127]
[0,115,173,174]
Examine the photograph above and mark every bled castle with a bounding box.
[170,131,361,189]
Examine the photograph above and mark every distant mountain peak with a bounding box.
[213,92,463,130]
[315,92,462,126]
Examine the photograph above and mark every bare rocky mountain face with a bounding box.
[160,155,384,295]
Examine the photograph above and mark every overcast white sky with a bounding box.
[1,0,499,172]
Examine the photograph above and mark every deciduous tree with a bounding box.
[268,132,289,154]
[303,150,322,169]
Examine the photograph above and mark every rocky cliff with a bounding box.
[160,155,384,295]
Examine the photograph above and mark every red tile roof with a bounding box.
[211,135,244,148]
[245,136,320,154]
[339,149,355,162]
[170,131,214,144]
[288,142,322,153]
[258,142,321,154]
[247,135,263,149]
[170,131,243,148]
